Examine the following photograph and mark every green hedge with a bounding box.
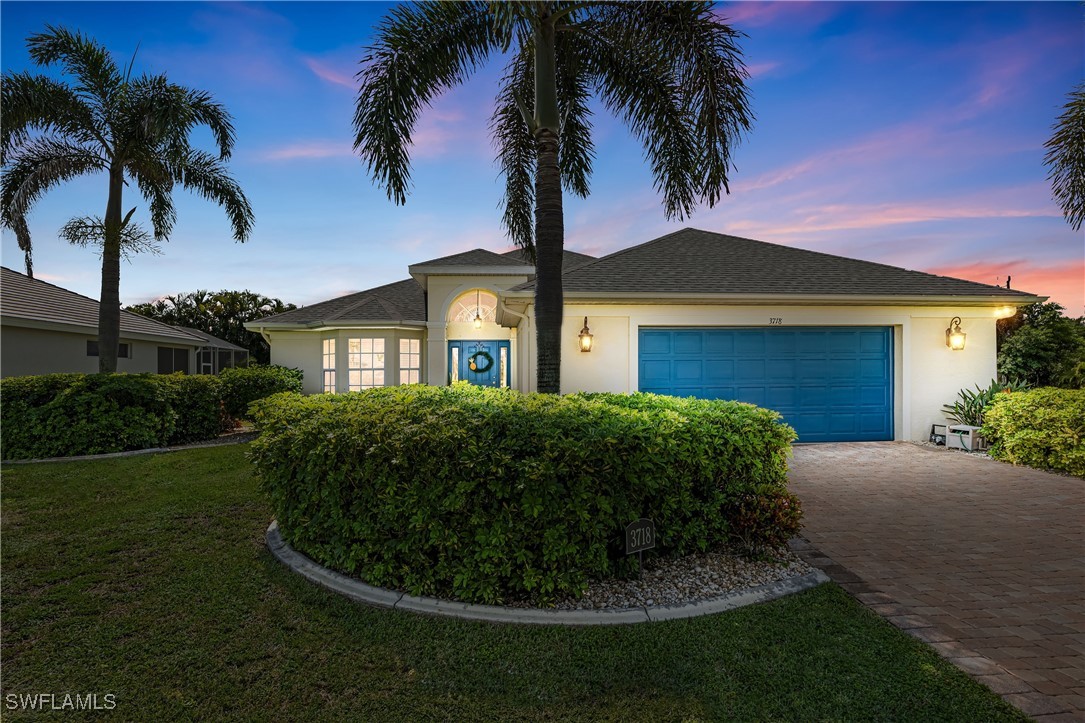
[982,388,1085,477]
[1,374,178,459]
[219,365,303,418]
[250,385,800,605]
[1,366,303,460]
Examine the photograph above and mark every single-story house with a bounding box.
[179,327,250,373]
[246,228,1042,443]
[1,266,224,377]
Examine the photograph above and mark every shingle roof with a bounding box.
[253,278,425,326]
[501,248,597,270]
[1,266,206,342]
[178,327,247,351]
[412,248,530,268]
[513,228,1041,298]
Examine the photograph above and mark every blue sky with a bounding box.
[2,1,1082,313]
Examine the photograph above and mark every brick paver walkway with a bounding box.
[788,443,1085,721]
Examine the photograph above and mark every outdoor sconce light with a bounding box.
[945,317,966,350]
[578,317,594,352]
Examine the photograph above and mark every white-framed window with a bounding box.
[322,338,336,393]
[348,338,385,391]
[399,338,421,384]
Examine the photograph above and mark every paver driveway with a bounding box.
[788,443,1084,721]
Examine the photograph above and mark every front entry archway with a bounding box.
[449,340,510,388]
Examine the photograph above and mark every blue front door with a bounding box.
[638,327,893,443]
[449,340,510,388]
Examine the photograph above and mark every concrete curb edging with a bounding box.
[266,521,830,626]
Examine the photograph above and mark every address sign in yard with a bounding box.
[625,518,656,555]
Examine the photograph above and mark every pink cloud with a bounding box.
[303,56,354,90]
[746,61,781,79]
[258,140,353,161]
[925,260,1084,313]
[717,1,837,29]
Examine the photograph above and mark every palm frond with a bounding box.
[1044,82,1085,232]
[59,213,161,258]
[353,1,496,205]
[1,71,106,164]
[126,153,178,241]
[175,150,254,242]
[1,137,108,273]
[25,25,122,128]
[580,9,698,220]
[577,1,751,218]
[555,30,594,199]
[491,40,537,251]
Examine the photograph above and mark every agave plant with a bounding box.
[943,378,1031,426]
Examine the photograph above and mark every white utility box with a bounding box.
[947,425,985,452]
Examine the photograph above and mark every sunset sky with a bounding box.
[2,1,1082,314]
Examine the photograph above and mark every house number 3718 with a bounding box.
[769,317,783,325]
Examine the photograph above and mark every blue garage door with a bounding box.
[639,327,893,442]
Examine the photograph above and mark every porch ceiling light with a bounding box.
[578,317,594,352]
[473,290,483,329]
[946,317,966,350]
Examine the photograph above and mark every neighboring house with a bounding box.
[179,327,250,373]
[246,228,1043,443]
[1,266,205,377]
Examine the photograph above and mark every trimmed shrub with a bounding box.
[219,365,302,419]
[2,374,176,459]
[250,385,800,605]
[157,373,231,444]
[1,372,236,459]
[982,388,1085,477]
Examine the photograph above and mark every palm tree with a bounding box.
[1044,81,1085,232]
[354,1,752,393]
[2,26,254,372]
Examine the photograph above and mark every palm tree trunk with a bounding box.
[98,166,124,373]
[533,15,564,395]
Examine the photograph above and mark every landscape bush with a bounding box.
[157,373,231,444]
[219,365,303,418]
[250,385,800,605]
[1,374,176,459]
[1,368,299,460]
[982,388,1085,477]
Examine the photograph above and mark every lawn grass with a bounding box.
[2,445,1025,721]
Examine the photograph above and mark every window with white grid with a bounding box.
[399,339,421,384]
[348,338,385,390]
[322,338,336,393]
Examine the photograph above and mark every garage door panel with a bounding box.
[704,359,735,380]
[639,327,893,442]
[674,360,702,380]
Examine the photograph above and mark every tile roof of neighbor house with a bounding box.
[177,327,247,352]
[253,278,426,326]
[512,228,1042,298]
[0,266,206,342]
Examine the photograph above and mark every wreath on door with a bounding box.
[467,350,494,373]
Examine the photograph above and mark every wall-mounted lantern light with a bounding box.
[473,290,483,329]
[578,317,594,352]
[945,316,966,350]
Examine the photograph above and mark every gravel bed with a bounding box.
[551,550,814,610]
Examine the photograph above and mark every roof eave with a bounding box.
[244,319,428,331]
[497,290,1047,306]
[2,315,206,344]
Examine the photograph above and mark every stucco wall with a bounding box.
[523,302,1000,442]
[268,328,426,394]
[0,325,193,377]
